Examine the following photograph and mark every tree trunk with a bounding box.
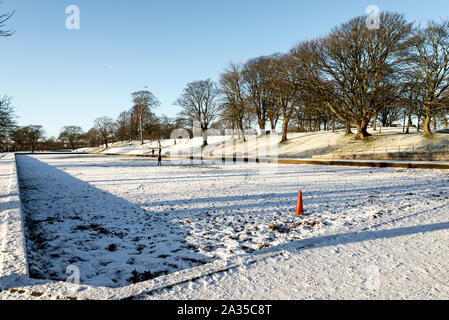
[129,114,133,142]
[406,114,412,134]
[258,123,265,136]
[239,120,246,142]
[281,117,289,142]
[355,120,371,140]
[402,113,406,133]
[202,126,208,146]
[372,113,378,131]
[345,122,353,135]
[423,112,432,137]
[139,113,144,145]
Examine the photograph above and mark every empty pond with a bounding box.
[16,154,448,288]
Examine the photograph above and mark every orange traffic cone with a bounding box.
[295,190,304,216]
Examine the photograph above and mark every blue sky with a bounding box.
[1,0,449,137]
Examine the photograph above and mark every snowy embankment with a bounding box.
[77,127,449,159]
[0,153,29,289]
[5,154,449,299]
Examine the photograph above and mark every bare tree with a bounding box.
[94,116,115,148]
[58,126,84,150]
[0,95,16,146]
[142,109,159,140]
[300,13,413,140]
[409,20,449,137]
[242,56,277,135]
[175,79,220,146]
[132,90,160,145]
[219,63,248,141]
[10,127,26,150]
[157,115,177,140]
[0,2,14,37]
[22,125,45,152]
[291,41,350,135]
[378,103,402,127]
[116,111,133,142]
[270,53,305,142]
[85,128,101,147]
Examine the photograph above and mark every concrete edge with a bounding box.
[276,158,449,170]
[0,154,29,288]
[86,153,449,170]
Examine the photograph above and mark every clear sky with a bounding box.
[1,0,449,137]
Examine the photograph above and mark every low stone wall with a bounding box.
[315,151,449,162]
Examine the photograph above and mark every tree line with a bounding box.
[214,12,449,141]
[2,10,449,151]
[85,12,449,147]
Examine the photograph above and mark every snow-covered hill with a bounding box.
[77,127,449,159]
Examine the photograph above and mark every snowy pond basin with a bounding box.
[15,154,449,288]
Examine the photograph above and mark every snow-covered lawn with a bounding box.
[15,154,449,288]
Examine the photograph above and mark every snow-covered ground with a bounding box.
[11,154,449,293]
[142,201,449,300]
